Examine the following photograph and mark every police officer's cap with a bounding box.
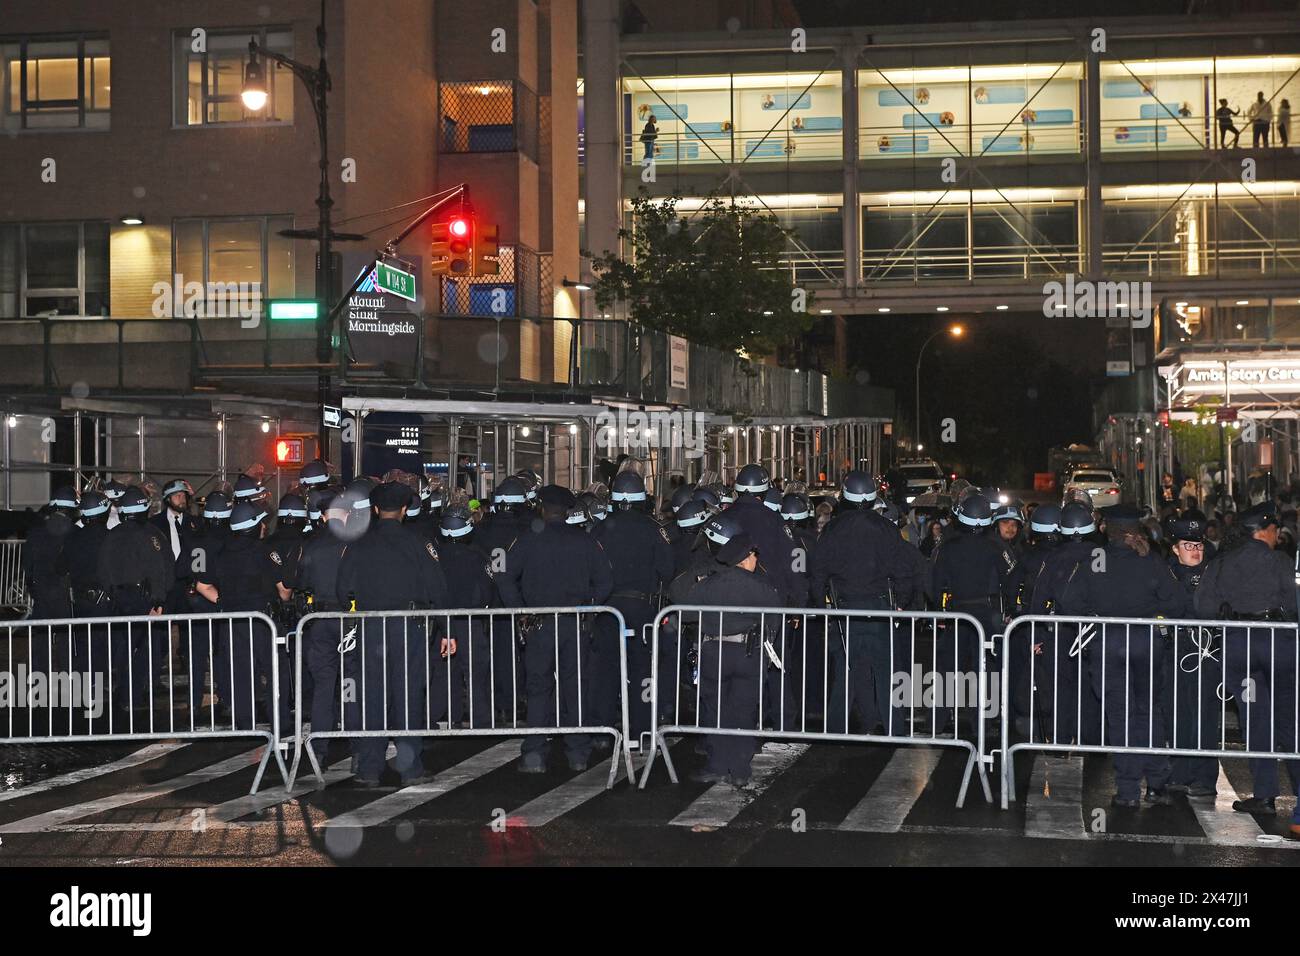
[539,484,577,509]
[1166,515,1204,542]
[118,486,150,516]
[440,505,474,538]
[610,470,647,502]
[1028,503,1061,534]
[840,470,878,503]
[49,485,79,510]
[230,501,268,532]
[670,484,696,515]
[1239,502,1281,532]
[162,478,194,499]
[992,501,1025,525]
[299,459,330,486]
[676,498,711,528]
[703,510,744,546]
[277,492,307,519]
[203,491,233,520]
[762,486,783,512]
[780,493,810,522]
[955,489,993,527]
[716,532,758,567]
[492,476,529,505]
[734,463,771,494]
[103,480,127,501]
[372,481,412,512]
[78,490,110,519]
[233,474,265,500]
[1104,504,1145,529]
[1058,501,1096,536]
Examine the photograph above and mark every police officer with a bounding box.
[298,458,331,491]
[495,485,613,773]
[58,490,113,721]
[682,531,782,785]
[336,481,449,786]
[671,495,712,574]
[432,504,503,729]
[267,492,308,621]
[194,500,284,729]
[989,498,1025,606]
[1004,503,1062,733]
[293,490,351,766]
[930,489,1004,735]
[1194,502,1300,828]
[97,486,174,718]
[595,471,674,744]
[665,484,698,548]
[102,479,127,529]
[232,473,269,507]
[729,464,800,604]
[22,486,76,689]
[1028,500,1102,745]
[1074,505,1183,807]
[1163,514,1219,798]
[304,486,334,535]
[809,470,914,736]
[151,479,202,615]
[187,491,234,718]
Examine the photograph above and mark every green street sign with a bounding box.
[375,261,417,302]
[268,299,320,320]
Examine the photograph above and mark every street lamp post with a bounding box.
[242,0,334,458]
[914,324,963,452]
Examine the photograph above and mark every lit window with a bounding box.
[172,217,296,317]
[173,28,293,126]
[1,36,111,130]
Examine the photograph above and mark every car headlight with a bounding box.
[906,496,916,504]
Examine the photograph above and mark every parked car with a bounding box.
[896,458,947,505]
[1063,468,1121,508]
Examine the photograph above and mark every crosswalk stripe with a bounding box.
[507,755,644,828]
[1188,763,1267,846]
[669,742,808,829]
[838,747,942,833]
[1024,754,1088,841]
[0,746,264,834]
[318,739,522,829]
[0,742,188,804]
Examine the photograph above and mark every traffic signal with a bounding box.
[474,223,500,276]
[275,436,304,465]
[431,222,451,275]
[447,216,472,275]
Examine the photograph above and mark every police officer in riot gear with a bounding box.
[670,496,712,574]
[809,470,915,736]
[495,485,613,773]
[1195,502,1300,828]
[336,481,450,786]
[59,491,114,709]
[23,487,76,635]
[186,491,234,717]
[729,464,800,605]
[1004,503,1062,731]
[682,531,782,785]
[1073,505,1183,808]
[1163,514,1219,798]
[298,458,331,489]
[596,470,674,743]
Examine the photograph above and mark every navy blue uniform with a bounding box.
[931,528,1004,735]
[1195,539,1300,805]
[728,496,800,604]
[1165,557,1219,791]
[496,519,613,769]
[430,536,504,728]
[184,523,230,716]
[1029,538,1100,744]
[1004,537,1059,728]
[336,518,449,783]
[810,506,913,735]
[594,506,674,739]
[684,565,782,781]
[22,512,74,685]
[98,519,174,717]
[1075,542,1183,801]
[293,520,350,761]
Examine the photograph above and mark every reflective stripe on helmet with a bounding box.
[1059,522,1096,536]
[677,512,708,528]
[493,493,527,504]
[440,523,473,538]
[118,501,149,515]
[300,472,329,485]
[611,490,647,502]
[734,480,769,493]
[234,486,263,498]
[278,508,308,518]
[956,510,991,527]
[231,511,267,531]
[842,488,877,503]
[80,501,110,517]
[203,507,233,519]
[782,509,810,521]
[50,496,78,509]
[1029,519,1059,533]
[703,526,732,544]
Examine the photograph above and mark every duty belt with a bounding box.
[702,632,749,644]
[74,587,110,605]
[611,589,655,603]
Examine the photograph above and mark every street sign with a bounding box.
[375,261,417,302]
[1215,406,1238,423]
[268,299,320,320]
[322,404,342,429]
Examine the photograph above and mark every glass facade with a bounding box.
[0,221,110,316]
[172,216,295,315]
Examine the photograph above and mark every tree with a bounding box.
[588,190,812,357]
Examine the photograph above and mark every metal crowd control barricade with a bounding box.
[1000,614,1300,809]
[0,540,29,615]
[639,604,995,807]
[1,611,288,793]
[288,605,635,790]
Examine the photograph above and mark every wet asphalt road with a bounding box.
[0,733,1296,867]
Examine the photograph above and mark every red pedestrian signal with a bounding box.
[275,437,304,465]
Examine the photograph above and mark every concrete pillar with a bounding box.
[582,0,622,261]
[1085,44,1102,279]
[840,41,860,297]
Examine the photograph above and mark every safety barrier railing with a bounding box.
[288,606,634,790]
[1000,614,1300,809]
[0,540,28,614]
[639,604,995,807]
[1,611,287,793]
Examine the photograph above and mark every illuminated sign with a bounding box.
[1169,355,1300,399]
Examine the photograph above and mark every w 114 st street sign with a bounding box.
[375,260,417,302]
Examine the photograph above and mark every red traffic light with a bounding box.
[449,218,469,238]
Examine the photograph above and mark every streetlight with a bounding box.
[242,1,336,458]
[915,324,963,451]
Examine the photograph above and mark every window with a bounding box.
[173,28,293,126]
[2,36,111,130]
[172,217,295,316]
[0,222,110,316]
[439,81,538,159]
